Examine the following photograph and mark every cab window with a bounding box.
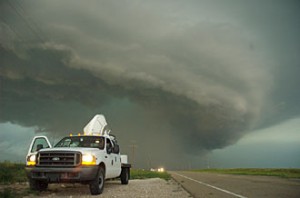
[31,137,50,152]
[55,136,104,149]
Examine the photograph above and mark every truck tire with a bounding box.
[89,166,105,195]
[29,179,48,191]
[120,167,129,185]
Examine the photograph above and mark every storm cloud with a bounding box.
[1,0,299,168]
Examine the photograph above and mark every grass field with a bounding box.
[0,161,30,198]
[0,161,27,184]
[130,169,171,180]
[191,168,300,178]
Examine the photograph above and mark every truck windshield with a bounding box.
[54,136,104,149]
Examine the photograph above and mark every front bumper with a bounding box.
[25,165,98,183]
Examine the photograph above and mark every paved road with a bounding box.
[170,171,300,198]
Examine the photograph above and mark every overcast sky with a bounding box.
[0,0,299,169]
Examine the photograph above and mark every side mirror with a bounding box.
[113,145,120,153]
[36,144,44,151]
[107,147,112,154]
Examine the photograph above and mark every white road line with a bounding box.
[173,172,248,198]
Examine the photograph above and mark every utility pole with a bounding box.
[128,141,138,168]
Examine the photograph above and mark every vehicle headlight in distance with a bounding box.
[158,167,165,172]
[82,154,96,165]
[27,154,36,166]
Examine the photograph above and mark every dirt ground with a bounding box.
[0,178,192,198]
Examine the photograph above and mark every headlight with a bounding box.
[27,154,36,166]
[158,168,165,172]
[82,154,96,165]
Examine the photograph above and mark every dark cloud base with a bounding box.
[0,45,254,168]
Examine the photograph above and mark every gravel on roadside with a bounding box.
[20,178,192,198]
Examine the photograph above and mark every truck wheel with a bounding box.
[120,168,129,185]
[89,167,105,195]
[29,179,48,191]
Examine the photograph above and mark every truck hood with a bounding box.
[39,147,100,153]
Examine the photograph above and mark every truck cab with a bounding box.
[25,115,131,195]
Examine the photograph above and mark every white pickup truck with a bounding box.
[25,114,131,195]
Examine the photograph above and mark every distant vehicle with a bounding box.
[25,114,131,195]
[150,167,165,172]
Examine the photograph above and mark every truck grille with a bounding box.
[37,151,81,167]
